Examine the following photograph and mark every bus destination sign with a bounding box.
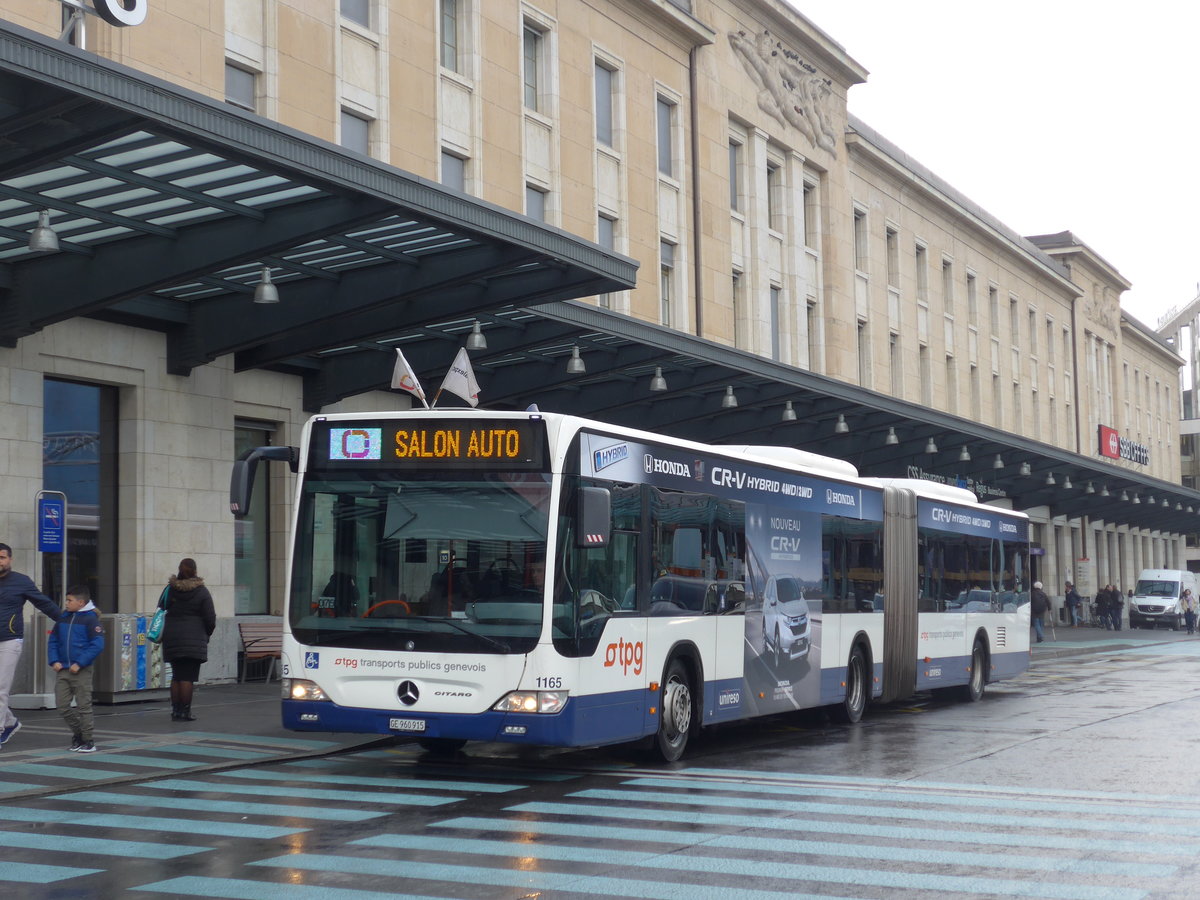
[318,419,546,469]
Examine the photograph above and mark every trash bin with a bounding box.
[92,613,169,703]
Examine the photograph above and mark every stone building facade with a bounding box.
[0,0,1187,673]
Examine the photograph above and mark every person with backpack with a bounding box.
[1064,581,1082,627]
[1030,581,1050,643]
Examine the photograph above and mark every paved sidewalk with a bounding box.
[1030,619,1200,659]
[0,679,387,799]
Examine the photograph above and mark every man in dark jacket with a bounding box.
[48,585,104,752]
[1030,581,1050,643]
[0,542,62,749]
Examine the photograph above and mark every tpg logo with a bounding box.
[603,638,644,675]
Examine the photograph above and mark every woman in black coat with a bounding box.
[161,558,216,722]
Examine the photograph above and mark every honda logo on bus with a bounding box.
[643,454,692,477]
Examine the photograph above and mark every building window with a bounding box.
[919,345,931,406]
[341,0,370,28]
[595,61,615,147]
[526,184,547,221]
[660,240,676,326]
[656,96,675,177]
[967,273,978,326]
[945,356,957,415]
[770,286,781,360]
[1028,308,1038,354]
[989,285,1000,332]
[767,161,784,231]
[941,259,953,313]
[802,181,818,248]
[970,363,981,417]
[523,24,543,112]
[729,140,742,213]
[225,63,256,112]
[597,214,616,308]
[235,423,273,614]
[915,243,928,302]
[853,207,867,272]
[890,333,902,396]
[340,110,371,155]
[1009,295,1019,341]
[807,300,818,370]
[732,271,744,348]
[885,227,899,288]
[441,151,466,192]
[858,320,871,387]
[43,379,118,606]
[440,0,460,72]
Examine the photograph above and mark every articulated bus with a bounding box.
[231,410,1030,760]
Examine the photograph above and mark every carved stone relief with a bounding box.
[729,28,839,155]
[1084,283,1115,332]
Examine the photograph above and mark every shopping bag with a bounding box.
[146,585,170,643]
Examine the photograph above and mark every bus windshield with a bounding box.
[289,471,551,654]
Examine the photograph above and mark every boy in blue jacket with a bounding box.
[48,585,105,752]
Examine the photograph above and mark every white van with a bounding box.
[1128,569,1199,630]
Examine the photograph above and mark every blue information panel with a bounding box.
[38,497,65,552]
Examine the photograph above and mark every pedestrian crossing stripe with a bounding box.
[59,789,385,821]
[137,876,434,900]
[0,830,206,859]
[0,804,303,838]
[137,777,464,807]
[218,766,525,793]
[566,787,1200,837]
[0,860,102,884]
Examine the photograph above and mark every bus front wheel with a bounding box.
[830,646,867,724]
[655,659,693,762]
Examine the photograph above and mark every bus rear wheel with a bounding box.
[830,646,867,724]
[655,659,693,762]
[960,640,987,703]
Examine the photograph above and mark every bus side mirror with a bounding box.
[230,446,298,518]
[576,486,611,548]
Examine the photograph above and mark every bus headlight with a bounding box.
[282,678,329,702]
[492,690,568,714]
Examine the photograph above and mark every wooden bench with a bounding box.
[238,620,282,683]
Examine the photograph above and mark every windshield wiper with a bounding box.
[406,616,511,653]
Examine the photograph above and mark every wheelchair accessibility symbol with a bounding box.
[304,651,320,669]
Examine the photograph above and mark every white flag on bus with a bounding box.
[390,349,429,408]
[436,347,481,407]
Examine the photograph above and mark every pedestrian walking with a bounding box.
[161,558,216,722]
[1184,589,1197,635]
[0,542,63,750]
[48,585,104,752]
[1064,581,1082,627]
[1030,581,1050,643]
[1110,585,1124,631]
[1094,585,1112,629]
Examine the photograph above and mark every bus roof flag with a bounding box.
[436,347,481,408]
[390,349,429,408]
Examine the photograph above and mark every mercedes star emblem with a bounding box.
[397,680,420,706]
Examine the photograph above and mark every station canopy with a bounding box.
[0,21,1197,534]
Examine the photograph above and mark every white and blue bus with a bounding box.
[232,409,1030,760]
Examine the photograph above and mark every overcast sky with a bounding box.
[790,1,1200,330]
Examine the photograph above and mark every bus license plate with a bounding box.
[389,718,425,732]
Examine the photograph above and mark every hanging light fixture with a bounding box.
[1132,493,1140,504]
[1164,498,1172,508]
[565,346,586,374]
[1177,502,1184,511]
[1100,484,1110,497]
[648,366,668,392]
[924,437,938,455]
[252,266,279,304]
[958,446,971,462]
[1146,495,1155,505]
[1085,482,1095,494]
[781,401,797,422]
[1188,506,1195,514]
[993,454,1004,470]
[1044,472,1056,486]
[834,414,849,434]
[1018,462,1031,477]
[1120,489,1129,501]
[1062,475,1073,490]
[720,385,738,409]
[28,209,59,253]
[465,320,487,351]
[885,427,899,446]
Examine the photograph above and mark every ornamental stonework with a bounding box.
[729,28,839,155]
